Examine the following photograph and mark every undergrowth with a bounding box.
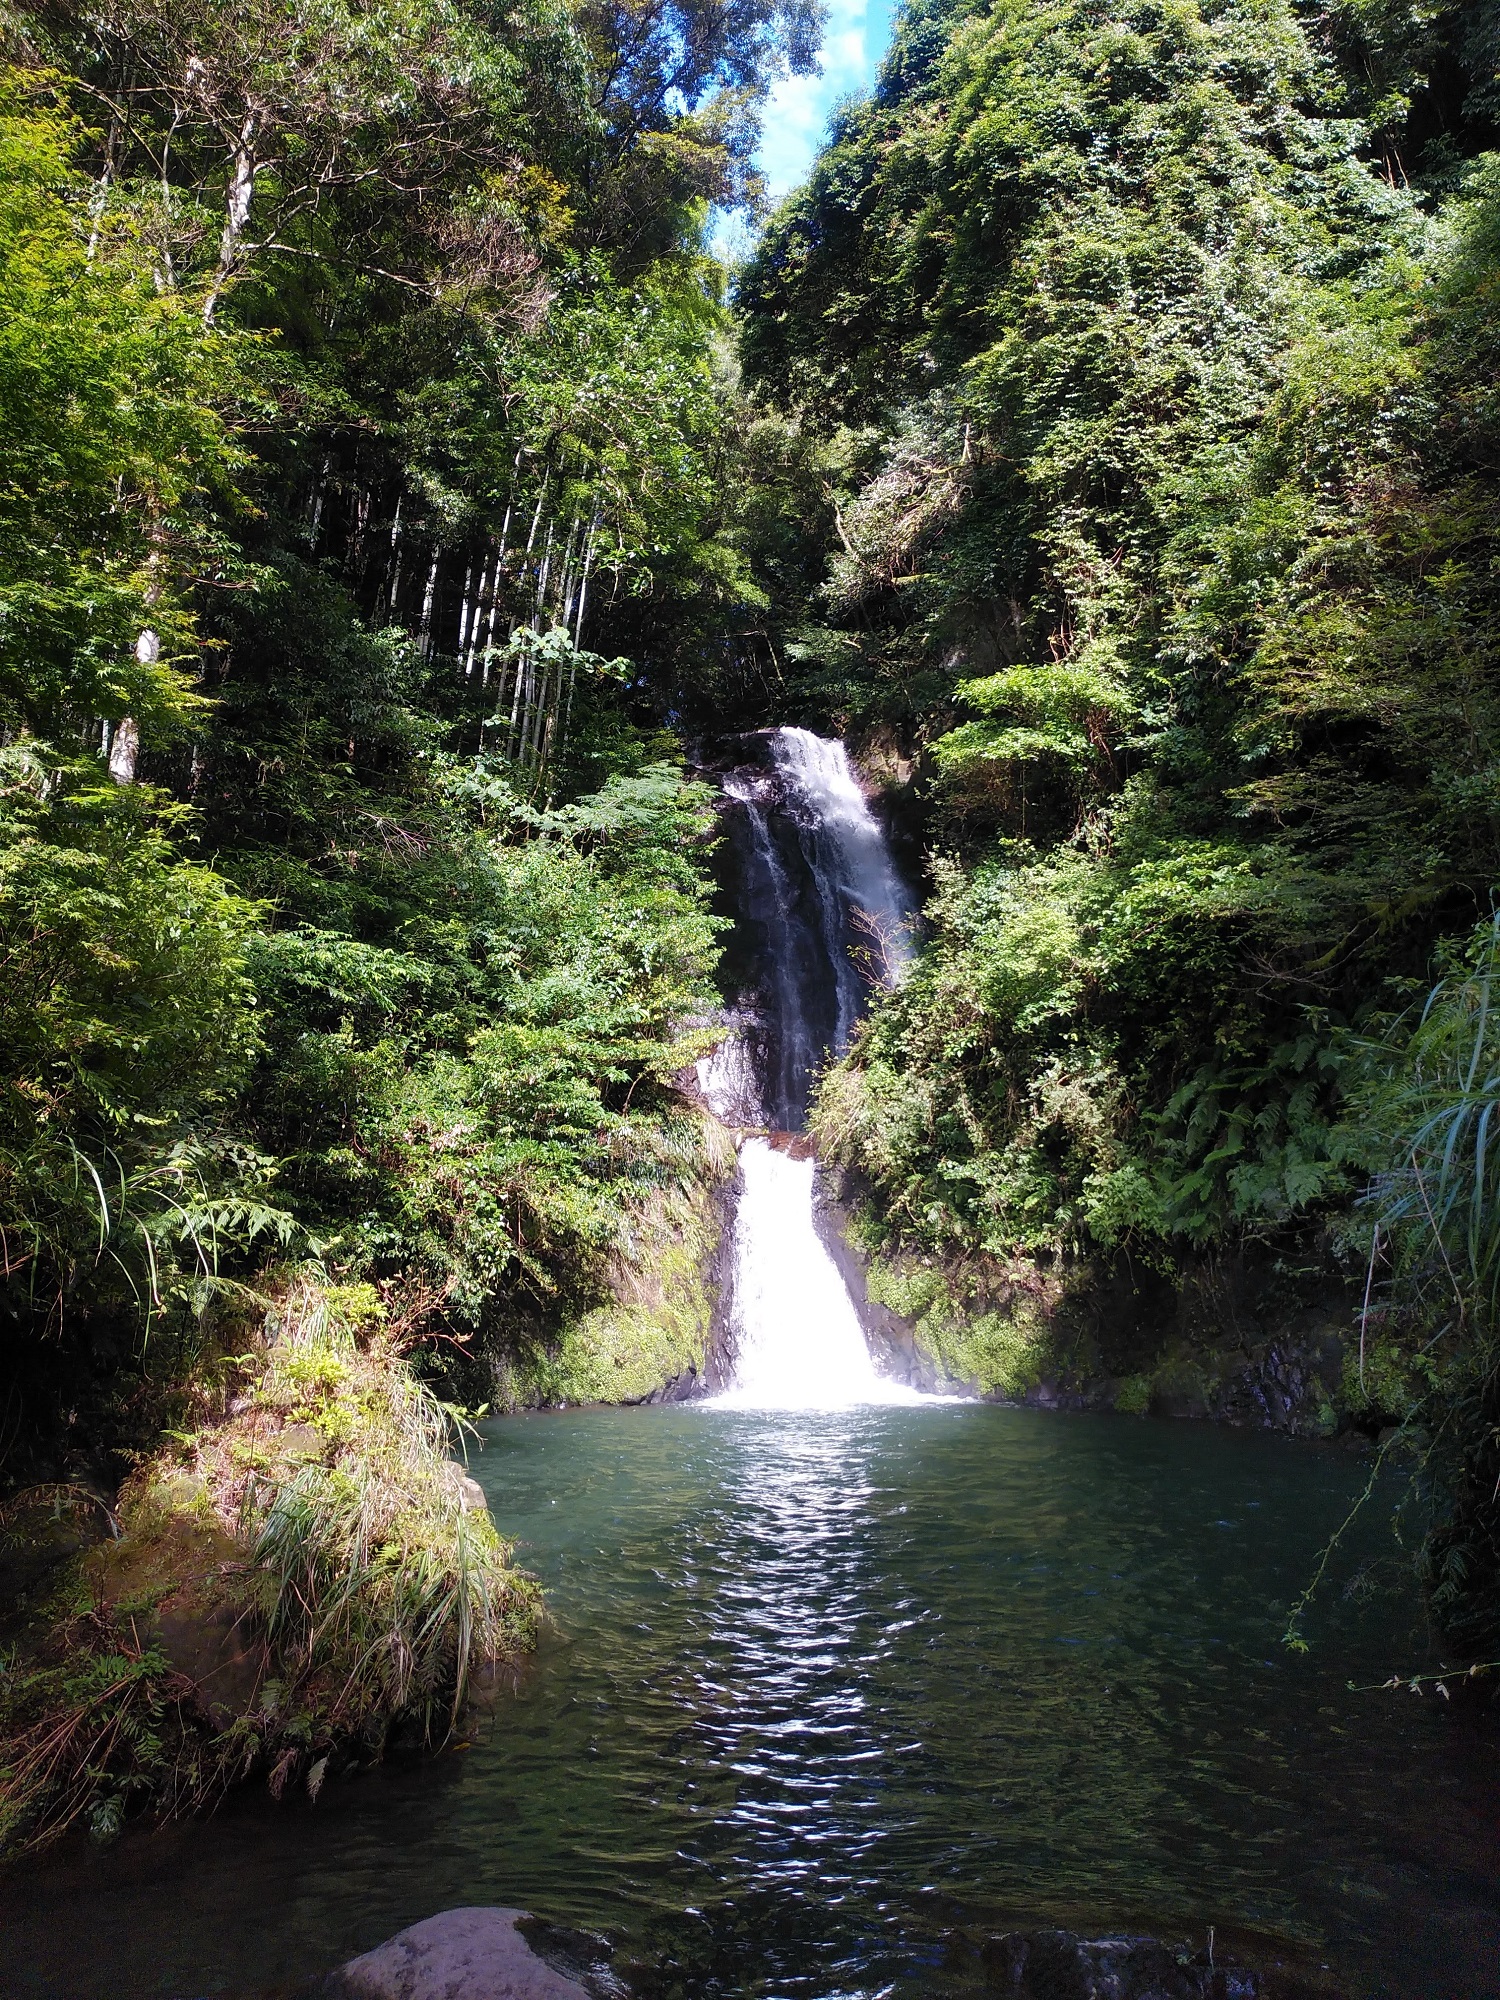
[0,1277,537,1855]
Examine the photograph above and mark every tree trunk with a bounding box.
[111,622,163,785]
[419,553,441,658]
[456,556,477,671]
[572,510,601,647]
[204,105,264,325]
[532,519,555,625]
[108,715,141,785]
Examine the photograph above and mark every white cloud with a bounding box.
[707,0,892,261]
[758,0,893,201]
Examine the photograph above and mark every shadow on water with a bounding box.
[3,1403,1500,1999]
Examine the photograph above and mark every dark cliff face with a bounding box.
[710,786,842,1131]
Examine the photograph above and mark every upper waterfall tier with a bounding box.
[705,727,915,1132]
[769,728,914,1042]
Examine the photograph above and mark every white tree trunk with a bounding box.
[419,553,441,658]
[108,715,140,785]
[110,626,159,784]
[204,106,264,325]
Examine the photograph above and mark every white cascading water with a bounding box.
[703,727,941,1411]
[711,1139,928,1410]
[769,727,914,1039]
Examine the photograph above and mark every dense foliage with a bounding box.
[4,0,1500,1699]
[0,0,818,1836]
[732,0,1500,1637]
[0,0,820,1474]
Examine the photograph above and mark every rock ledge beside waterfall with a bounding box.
[812,1160,1352,1436]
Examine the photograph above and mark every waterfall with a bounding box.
[711,1139,927,1410]
[769,727,913,1048]
[699,729,914,1132]
[702,727,934,1410]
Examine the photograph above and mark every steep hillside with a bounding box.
[731,0,1500,1644]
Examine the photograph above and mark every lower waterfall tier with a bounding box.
[707,1138,933,1411]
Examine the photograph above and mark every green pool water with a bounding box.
[4,1403,1498,1997]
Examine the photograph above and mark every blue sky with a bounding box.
[759,0,894,201]
[713,0,895,258]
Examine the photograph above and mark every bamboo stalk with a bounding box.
[527,654,552,771]
[572,507,601,650]
[456,557,477,671]
[532,518,555,625]
[418,553,440,658]
[383,494,403,622]
[479,556,503,687]
[506,630,529,760]
[308,454,331,546]
[556,514,581,628]
[522,472,549,566]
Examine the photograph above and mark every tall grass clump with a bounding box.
[0,1277,538,1854]
[1351,915,1500,1650]
[229,1280,536,1759]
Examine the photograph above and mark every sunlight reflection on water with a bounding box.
[4,1404,1499,2000]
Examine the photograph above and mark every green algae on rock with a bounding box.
[494,1117,737,1409]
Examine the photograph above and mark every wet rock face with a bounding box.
[813,1154,1354,1432]
[329,1908,593,2000]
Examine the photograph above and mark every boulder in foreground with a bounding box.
[330,1907,592,2000]
[322,1910,1341,2000]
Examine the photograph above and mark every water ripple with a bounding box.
[3,1405,1500,2000]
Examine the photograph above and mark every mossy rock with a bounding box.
[1112,1373,1152,1417]
[506,1174,728,1407]
[865,1253,1058,1399]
